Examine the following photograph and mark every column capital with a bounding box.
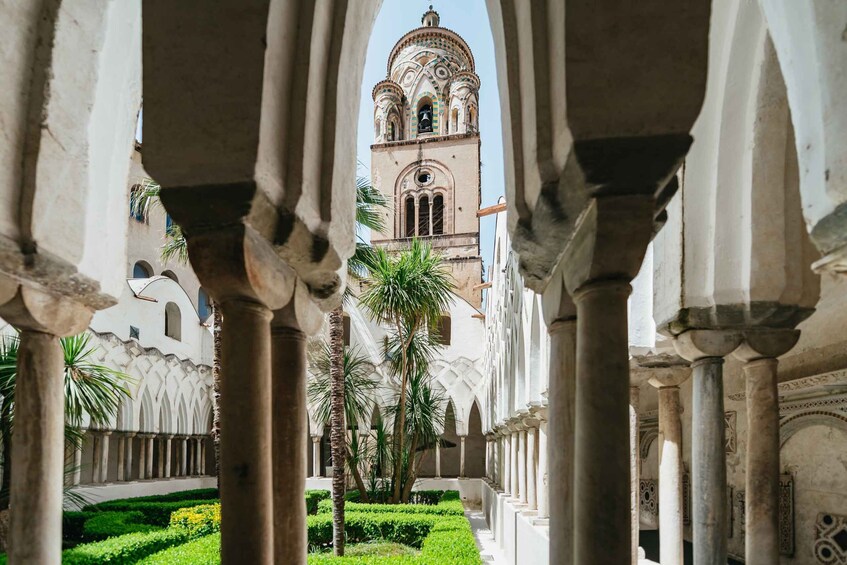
[0,284,93,336]
[673,329,743,362]
[647,365,692,389]
[311,435,321,443]
[732,328,800,362]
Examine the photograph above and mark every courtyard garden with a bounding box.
[0,488,481,564]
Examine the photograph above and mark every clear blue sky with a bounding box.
[356,0,505,281]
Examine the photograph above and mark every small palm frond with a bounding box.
[388,370,444,449]
[355,176,387,234]
[62,333,133,429]
[384,325,439,379]
[307,343,379,431]
[161,223,189,265]
[129,178,162,223]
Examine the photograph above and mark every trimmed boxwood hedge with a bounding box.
[308,513,437,549]
[81,510,160,541]
[305,490,331,514]
[316,499,463,517]
[169,504,221,537]
[61,528,190,564]
[137,533,221,565]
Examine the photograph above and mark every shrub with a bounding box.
[63,511,96,547]
[316,491,464,517]
[89,489,219,506]
[169,504,221,538]
[83,500,218,526]
[81,511,160,541]
[61,529,190,565]
[305,490,331,514]
[137,533,221,565]
[308,513,436,549]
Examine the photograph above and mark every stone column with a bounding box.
[630,386,640,565]
[435,441,442,479]
[675,330,742,565]
[311,436,321,477]
[510,428,519,499]
[200,437,207,475]
[517,426,527,504]
[92,433,103,484]
[537,414,549,519]
[648,368,690,565]
[548,316,577,560]
[165,435,173,478]
[117,435,126,482]
[502,431,511,495]
[271,310,310,564]
[192,437,199,475]
[459,435,467,479]
[572,281,632,565]
[180,436,188,476]
[73,441,83,486]
[734,330,799,565]
[100,431,111,483]
[158,438,165,478]
[526,423,538,511]
[125,433,136,481]
[145,435,155,479]
[8,330,67,563]
[138,435,147,480]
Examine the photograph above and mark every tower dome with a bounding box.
[421,5,440,27]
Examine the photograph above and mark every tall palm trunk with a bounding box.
[329,306,345,556]
[390,325,412,503]
[211,305,222,483]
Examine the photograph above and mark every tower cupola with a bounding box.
[421,5,440,27]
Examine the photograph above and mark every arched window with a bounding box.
[165,302,182,341]
[374,119,381,139]
[468,107,478,132]
[433,195,444,235]
[161,270,179,283]
[451,108,459,134]
[419,196,430,236]
[418,102,433,133]
[405,197,416,238]
[198,288,211,322]
[388,121,396,141]
[132,261,153,278]
[432,315,451,345]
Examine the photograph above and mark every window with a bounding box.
[433,195,444,235]
[418,103,433,133]
[342,313,351,346]
[388,122,396,141]
[132,261,153,278]
[419,196,430,236]
[198,288,211,322]
[165,302,182,341]
[375,119,381,139]
[431,315,451,345]
[129,185,145,222]
[451,108,459,133]
[405,197,415,238]
[467,107,478,132]
[162,270,179,283]
[166,213,173,233]
[129,325,140,340]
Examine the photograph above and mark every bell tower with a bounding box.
[370,7,483,308]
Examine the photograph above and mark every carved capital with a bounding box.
[0,284,92,336]
[271,279,324,336]
[673,329,743,362]
[733,328,800,362]
[647,366,692,389]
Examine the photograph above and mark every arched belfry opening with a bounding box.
[417,100,433,134]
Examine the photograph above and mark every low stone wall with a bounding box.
[481,479,550,565]
[304,477,482,503]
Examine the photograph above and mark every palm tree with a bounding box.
[0,332,131,510]
[359,239,454,503]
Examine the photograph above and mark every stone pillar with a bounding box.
[502,431,511,495]
[648,368,690,565]
[311,436,321,477]
[180,436,188,476]
[517,427,527,503]
[92,433,103,484]
[100,431,111,483]
[200,437,207,475]
[459,436,467,479]
[734,330,799,565]
[192,437,199,475]
[138,435,147,480]
[165,436,173,478]
[73,441,83,486]
[435,441,442,479]
[675,330,742,565]
[630,386,640,565]
[7,330,67,563]
[526,423,538,511]
[548,316,577,560]
[117,435,126,482]
[145,435,154,479]
[510,428,519,499]
[537,415,549,519]
[125,433,136,481]
[270,314,309,564]
[573,281,632,565]
[158,438,165,478]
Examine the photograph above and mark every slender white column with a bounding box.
[92,433,103,484]
[647,368,689,565]
[311,436,321,477]
[435,442,442,479]
[165,436,173,478]
[517,427,527,504]
[145,436,154,479]
[158,438,165,478]
[117,436,126,482]
[125,433,135,480]
[200,437,206,475]
[73,442,82,486]
[138,435,147,480]
[537,417,549,519]
[100,431,111,483]
[502,432,511,495]
[180,436,188,476]
[459,436,467,478]
[630,386,640,565]
[526,424,538,511]
[510,429,519,498]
